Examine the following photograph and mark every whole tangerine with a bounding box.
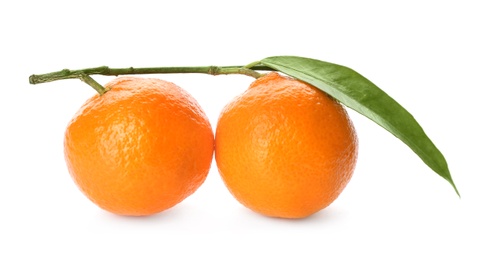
[64,76,214,216]
[215,72,358,219]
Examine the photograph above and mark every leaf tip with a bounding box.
[452,182,461,198]
[445,177,460,198]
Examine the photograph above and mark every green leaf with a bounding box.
[260,56,459,196]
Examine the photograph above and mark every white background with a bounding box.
[1,1,491,259]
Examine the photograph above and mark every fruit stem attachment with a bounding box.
[29,64,276,94]
[78,74,107,95]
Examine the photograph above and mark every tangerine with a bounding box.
[215,72,358,219]
[64,76,214,216]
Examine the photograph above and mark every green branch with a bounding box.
[29,65,275,94]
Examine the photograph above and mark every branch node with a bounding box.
[208,66,220,75]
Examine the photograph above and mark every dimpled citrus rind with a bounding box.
[64,77,214,216]
[215,72,358,218]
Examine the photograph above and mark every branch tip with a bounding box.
[29,75,36,84]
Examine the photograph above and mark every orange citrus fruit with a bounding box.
[215,72,358,219]
[64,77,214,216]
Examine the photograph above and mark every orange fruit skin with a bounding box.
[215,72,358,219]
[64,77,214,216]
